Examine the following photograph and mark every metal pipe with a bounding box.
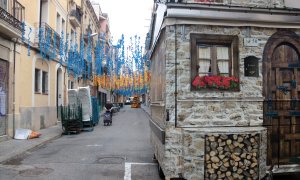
[12,39,16,137]
[174,25,178,128]
[39,0,42,27]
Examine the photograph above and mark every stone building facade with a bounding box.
[149,0,300,179]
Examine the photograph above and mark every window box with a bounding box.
[192,75,239,90]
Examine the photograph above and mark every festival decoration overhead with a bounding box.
[21,23,151,97]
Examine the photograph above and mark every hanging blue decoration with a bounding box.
[39,27,46,59]
[52,32,57,59]
[21,21,26,42]
[45,28,52,59]
[65,33,69,61]
[59,31,64,65]
[95,34,101,75]
[87,33,92,79]
[27,27,32,56]
[79,34,85,77]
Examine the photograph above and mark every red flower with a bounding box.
[192,76,201,87]
[199,81,206,87]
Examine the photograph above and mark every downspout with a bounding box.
[12,41,16,136]
[174,25,178,128]
[12,0,16,136]
[39,0,42,27]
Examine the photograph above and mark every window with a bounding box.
[62,18,65,34]
[71,29,75,44]
[0,0,8,11]
[35,69,41,93]
[42,71,48,94]
[56,13,61,33]
[197,45,230,76]
[35,69,48,94]
[68,80,74,89]
[191,34,239,91]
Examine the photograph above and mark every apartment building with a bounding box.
[6,0,72,138]
[0,0,24,140]
[0,0,111,140]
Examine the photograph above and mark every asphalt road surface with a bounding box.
[0,105,162,180]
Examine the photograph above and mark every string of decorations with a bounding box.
[21,25,151,97]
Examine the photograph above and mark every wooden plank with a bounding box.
[285,133,300,140]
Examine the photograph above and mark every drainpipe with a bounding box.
[12,0,16,137]
[39,0,42,27]
[174,25,178,128]
[12,40,16,137]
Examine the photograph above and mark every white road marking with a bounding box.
[86,144,103,147]
[124,162,157,180]
[124,163,131,180]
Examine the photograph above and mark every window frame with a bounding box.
[35,68,41,93]
[42,71,48,94]
[190,34,239,91]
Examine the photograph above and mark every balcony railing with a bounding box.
[39,22,61,51]
[0,0,25,31]
[70,9,81,24]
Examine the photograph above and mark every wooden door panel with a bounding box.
[265,43,300,166]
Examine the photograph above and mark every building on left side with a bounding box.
[0,0,25,140]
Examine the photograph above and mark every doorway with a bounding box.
[56,68,63,119]
[263,30,300,166]
[0,59,8,136]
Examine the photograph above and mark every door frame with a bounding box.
[263,30,300,166]
[263,30,300,97]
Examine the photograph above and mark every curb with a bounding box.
[0,130,62,164]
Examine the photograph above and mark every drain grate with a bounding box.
[96,156,125,164]
[19,168,54,177]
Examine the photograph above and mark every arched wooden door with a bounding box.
[263,31,300,166]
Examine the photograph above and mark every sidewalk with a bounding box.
[141,103,151,116]
[0,106,149,164]
[0,123,62,163]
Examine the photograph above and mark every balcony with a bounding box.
[35,22,61,57]
[69,8,81,28]
[0,0,24,38]
[83,25,93,43]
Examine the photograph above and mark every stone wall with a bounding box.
[166,25,275,126]
[150,18,300,179]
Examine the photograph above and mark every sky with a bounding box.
[96,0,154,46]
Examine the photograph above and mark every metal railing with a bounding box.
[39,22,61,50]
[0,0,24,31]
[70,9,81,24]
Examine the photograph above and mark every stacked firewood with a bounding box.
[205,134,259,180]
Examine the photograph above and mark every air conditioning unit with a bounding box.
[285,0,300,9]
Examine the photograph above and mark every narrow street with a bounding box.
[0,105,162,180]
